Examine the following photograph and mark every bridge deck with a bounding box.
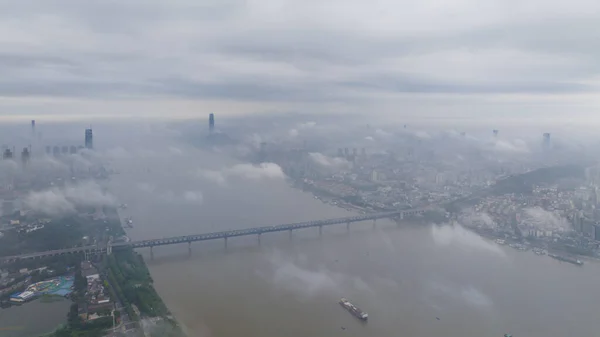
[115,211,405,249]
[1,209,427,262]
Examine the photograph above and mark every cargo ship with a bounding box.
[548,253,583,266]
[339,298,368,321]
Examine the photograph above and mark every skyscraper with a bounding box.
[543,133,551,149]
[209,113,215,133]
[85,128,93,149]
[31,120,35,134]
[21,147,30,166]
[3,148,13,160]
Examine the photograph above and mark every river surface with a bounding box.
[102,136,600,337]
[0,298,71,337]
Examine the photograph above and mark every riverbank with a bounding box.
[291,177,599,266]
[113,208,186,337]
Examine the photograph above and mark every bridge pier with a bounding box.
[188,241,192,256]
[150,246,154,260]
[346,221,350,233]
[224,236,228,249]
[318,225,322,237]
[289,229,293,240]
[257,233,261,245]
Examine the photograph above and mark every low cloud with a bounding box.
[198,162,285,185]
[262,251,370,297]
[375,128,392,138]
[365,136,374,141]
[522,207,571,231]
[24,181,116,216]
[459,211,495,228]
[288,129,299,137]
[414,130,432,139]
[24,189,76,215]
[431,223,505,257]
[429,281,493,309]
[136,183,204,205]
[308,152,351,169]
[493,139,530,154]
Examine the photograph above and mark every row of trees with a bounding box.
[106,250,169,317]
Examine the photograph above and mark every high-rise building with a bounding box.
[209,113,215,133]
[21,147,30,166]
[53,146,60,157]
[45,145,51,154]
[493,129,499,137]
[3,148,12,160]
[85,128,93,149]
[69,146,77,154]
[61,146,68,154]
[31,120,35,133]
[352,148,357,157]
[543,133,551,149]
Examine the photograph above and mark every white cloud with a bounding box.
[364,136,374,141]
[198,162,285,185]
[375,128,392,138]
[24,181,116,216]
[429,281,493,309]
[431,223,505,257]
[288,128,299,137]
[522,207,571,231]
[493,139,530,153]
[227,163,285,180]
[24,189,76,215]
[308,152,351,169]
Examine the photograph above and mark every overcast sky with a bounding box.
[0,0,599,123]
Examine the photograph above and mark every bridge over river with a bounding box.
[0,208,427,263]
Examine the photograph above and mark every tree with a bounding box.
[67,303,82,329]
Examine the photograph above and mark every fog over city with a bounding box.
[2,0,600,336]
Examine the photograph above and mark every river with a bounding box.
[100,133,600,337]
[0,298,71,337]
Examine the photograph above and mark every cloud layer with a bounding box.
[431,223,505,256]
[1,0,599,119]
[24,181,116,216]
[308,152,351,170]
[198,162,285,185]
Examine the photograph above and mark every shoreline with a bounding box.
[114,208,188,337]
[290,178,598,265]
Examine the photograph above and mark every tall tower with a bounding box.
[209,113,215,133]
[493,129,499,138]
[31,120,35,134]
[543,133,551,149]
[85,128,93,149]
[21,147,30,166]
